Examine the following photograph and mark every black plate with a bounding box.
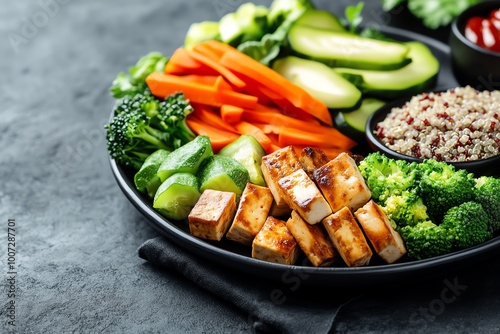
[110,26,500,286]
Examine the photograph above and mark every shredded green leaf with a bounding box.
[344,2,365,33]
[380,0,481,29]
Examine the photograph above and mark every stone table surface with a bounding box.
[1,0,499,333]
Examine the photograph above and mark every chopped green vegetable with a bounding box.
[272,56,362,110]
[358,152,420,204]
[334,97,385,141]
[400,221,453,260]
[197,155,250,197]
[153,173,201,220]
[295,8,346,31]
[218,135,266,186]
[105,91,196,170]
[344,2,364,33]
[106,100,169,170]
[134,149,171,198]
[441,201,492,250]
[335,41,439,99]
[267,0,314,30]
[380,0,481,29]
[237,0,313,65]
[288,24,411,71]
[110,52,168,98]
[417,159,475,222]
[156,135,213,182]
[473,176,500,234]
[184,21,220,50]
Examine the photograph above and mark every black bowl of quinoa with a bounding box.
[366,86,500,176]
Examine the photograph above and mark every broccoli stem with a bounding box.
[136,131,169,150]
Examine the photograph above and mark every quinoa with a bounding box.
[375,86,500,162]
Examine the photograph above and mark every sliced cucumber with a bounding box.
[153,173,201,221]
[288,25,411,71]
[334,41,439,99]
[157,135,213,182]
[295,8,345,31]
[235,3,269,43]
[219,3,269,46]
[334,98,386,141]
[272,56,362,110]
[219,13,242,45]
[197,155,249,197]
[218,135,266,186]
[184,21,220,50]
[134,149,171,198]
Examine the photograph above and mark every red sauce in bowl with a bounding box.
[465,8,500,52]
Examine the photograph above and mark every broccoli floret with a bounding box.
[110,52,168,99]
[106,109,169,170]
[400,221,453,260]
[417,159,475,221]
[358,152,420,203]
[382,189,430,229]
[106,91,195,170]
[441,201,492,250]
[154,92,196,148]
[113,89,159,118]
[474,176,500,234]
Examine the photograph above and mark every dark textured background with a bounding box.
[1,0,499,333]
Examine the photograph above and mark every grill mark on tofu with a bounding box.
[278,169,332,224]
[226,184,273,245]
[322,207,372,267]
[188,190,237,241]
[286,210,336,267]
[252,216,299,265]
[354,200,407,264]
[299,147,329,178]
[314,152,371,213]
[261,146,302,211]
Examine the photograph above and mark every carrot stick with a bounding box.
[219,49,332,125]
[180,75,219,86]
[214,76,233,92]
[242,110,322,133]
[220,104,243,123]
[187,49,246,88]
[233,121,272,153]
[252,122,282,134]
[192,43,223,62]
[278,126,357,150]
[146,72,258,109]
[168,48,202,70]
[192,104,238,133]
[164,48,217,76]
[199,40,235,57]
[186,115,239,152]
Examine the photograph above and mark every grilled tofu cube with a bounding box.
[299,147,329,178]
[314,152,371,213]
[252,216,299,265]
[261,146,302,213]
[322,207,373,267]
[188,189,236,241]
[286,210,336,267]
[354,200,407,264]
[278,168,332,225]
[226,184,274,245]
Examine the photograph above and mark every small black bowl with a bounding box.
[449,1,500,90]
[365,92,500,177]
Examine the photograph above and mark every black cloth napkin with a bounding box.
[138,237,362,334]
[138,236,500,334]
